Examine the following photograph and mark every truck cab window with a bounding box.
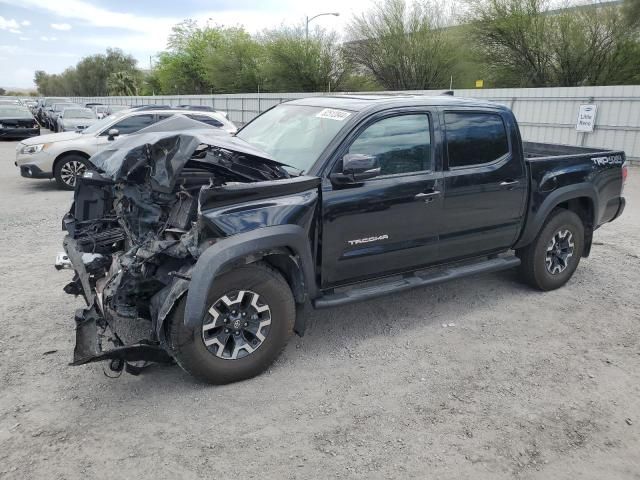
[348,114,431,176]
[445,112,509,168]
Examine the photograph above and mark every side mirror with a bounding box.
[107,128,120,141]
[330,153,380,185]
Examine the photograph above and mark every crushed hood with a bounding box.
[88,115,290,193]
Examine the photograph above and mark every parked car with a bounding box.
[56,94,627,384]
[0,104,40,139]
[15,108,237,189]
[36,97,70,126]
[0,97,22,106]
[56,107,98,132]
[46,102,80,130]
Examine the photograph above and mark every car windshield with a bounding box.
[109,106,129,112]
[64,109,96,119]
[0,106,31,116]
[236,104,352,173]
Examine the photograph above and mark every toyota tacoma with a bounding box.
[59,95,628,384]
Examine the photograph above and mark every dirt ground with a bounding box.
[0,136,638,480]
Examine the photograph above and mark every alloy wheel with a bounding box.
[202,290,272,360]
[545,229,575,275]
[59,160,86,188]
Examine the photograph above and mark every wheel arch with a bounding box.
[53,150,91,172]
[515,183,598,256]
[183,225,316,331]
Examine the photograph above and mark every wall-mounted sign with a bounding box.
[576,104,597,132]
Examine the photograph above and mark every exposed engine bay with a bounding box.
[61,118,296,373]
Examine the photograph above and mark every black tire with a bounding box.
[517,209,584,291]
[53,154,88,190]
[168,263,295,384]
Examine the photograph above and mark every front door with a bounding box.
[321,112,443,287]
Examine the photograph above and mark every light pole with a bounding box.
[305,12,340,40]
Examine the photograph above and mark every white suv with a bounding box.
[15,108,237,189]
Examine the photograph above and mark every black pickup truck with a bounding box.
[60,95,627,384]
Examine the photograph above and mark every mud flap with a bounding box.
[71,307,173,367]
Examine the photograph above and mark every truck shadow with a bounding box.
[118,267,538,391]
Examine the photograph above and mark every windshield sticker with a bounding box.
[315,108,351,121]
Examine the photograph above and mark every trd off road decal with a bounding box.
[592,154,623,166]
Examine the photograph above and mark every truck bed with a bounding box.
[523,141,620,160]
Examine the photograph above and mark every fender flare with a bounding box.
[514,183,599,249]
[183,224,316,328]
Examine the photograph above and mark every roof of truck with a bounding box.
[286,94,506,112]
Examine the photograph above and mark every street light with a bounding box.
[305,12,340,40]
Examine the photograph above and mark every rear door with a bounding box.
[321,110,444,287]
[439,109,527,260]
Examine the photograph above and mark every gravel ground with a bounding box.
[0,137,638,480]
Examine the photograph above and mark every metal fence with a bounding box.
[74,85,640,163]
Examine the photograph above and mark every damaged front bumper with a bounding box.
[71,305,172,368]
[62,235,176,371]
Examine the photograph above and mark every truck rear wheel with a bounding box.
[167,263,295,384]
[517,209,584,291]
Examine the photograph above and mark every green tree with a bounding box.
[260,26,350,92]
[107,71,138,96]
[154,20,221,94]
[0,88,5,96]
[34,49,141,96]
[623,0,640,27]
[204,27,264,93]
[467,0,640,87]
[346,0,456,90]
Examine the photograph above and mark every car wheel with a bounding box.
[168,262,295,384]
[54,155,88,190]
[517,209,584,291]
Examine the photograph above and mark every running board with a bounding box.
[313,255,521,309]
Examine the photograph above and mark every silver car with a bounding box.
[56,107,98,132]
[16,108,238,189]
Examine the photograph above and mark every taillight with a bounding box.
[622,162,628,193]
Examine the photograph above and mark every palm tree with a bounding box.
[107,71,138,96]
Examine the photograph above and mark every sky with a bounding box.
[0,0,373,89]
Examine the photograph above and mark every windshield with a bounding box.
[0,106,31,117]
[236,104,352,172]
[64,109,96,119]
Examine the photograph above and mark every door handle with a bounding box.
[414,190,441,203]
[499,180,519,187]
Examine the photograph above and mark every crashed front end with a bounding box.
[60,123,292,374]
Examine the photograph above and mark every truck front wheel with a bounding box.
[517,209,584,291]
[168,263,295,384]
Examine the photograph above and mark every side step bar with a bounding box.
[313,255,521,309]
